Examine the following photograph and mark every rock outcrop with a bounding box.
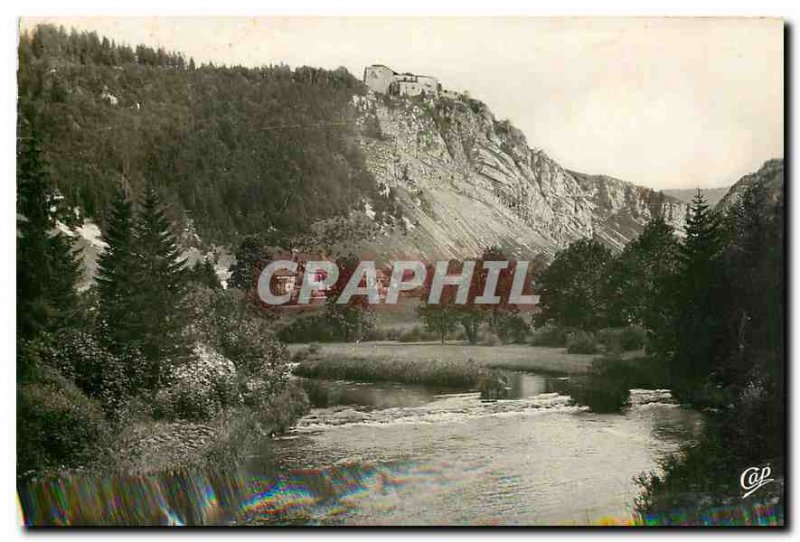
[716,159,784,211]
[353,92,686,261]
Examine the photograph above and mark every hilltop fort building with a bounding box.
[363,64,460,99]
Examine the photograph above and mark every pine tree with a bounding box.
[95,186,138,347]
[719,181,784,392]
[131,184,188,387]
[17,135,79,345]
[669,191,725,387]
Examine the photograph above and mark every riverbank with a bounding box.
[19,381,310,526]
[290,342,606,388]
[107,381,309,475]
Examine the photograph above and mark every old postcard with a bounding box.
[15,16,784,526]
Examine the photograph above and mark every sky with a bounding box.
[19,16,784,189]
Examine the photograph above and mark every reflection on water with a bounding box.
[19,372,705,526]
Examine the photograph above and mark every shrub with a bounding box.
[154,344,239,421]
[278,314,338,343]
[566,331,598,354]
[19,330,139,415]
[493,313,530,344]
[17,370,110,475]
[597,326,647,354]
[530,324,567,347]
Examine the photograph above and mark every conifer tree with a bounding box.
[95,186,138,347]
[669,191,724,386]
[718,181,784,392]
[131,184,188,387]
[17,135,79,346]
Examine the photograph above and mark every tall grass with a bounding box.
[294,355,491,389]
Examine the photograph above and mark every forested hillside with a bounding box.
[18,25,394,243]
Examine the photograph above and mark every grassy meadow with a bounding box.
[290,342,601,389]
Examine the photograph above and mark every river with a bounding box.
[19,372,704,526]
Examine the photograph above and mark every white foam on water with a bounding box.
[628,388,675,407]
[294,392,587,432]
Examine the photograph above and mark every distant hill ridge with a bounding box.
[18,25,782,271]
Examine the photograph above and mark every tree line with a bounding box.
[535,181,784,516]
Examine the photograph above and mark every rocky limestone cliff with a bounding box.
[716,159,784,211]
[353,92,686,260]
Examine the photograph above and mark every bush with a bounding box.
[278,314,338,343]
[530,324,567,347]
[17,370,110,475]
[19,330,141,414]
[187,287,287,376]
[566,331,598,354]
[597,326,646,354]
[154,344,239,421]
[493,313,530,344]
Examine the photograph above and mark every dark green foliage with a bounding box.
[633,177,785,518]
[129,185,189,384]
[635,404,784,523]
[557,356,667,414]
[565,330,598,354]
[535,239,612,330]
[603,217,680,330]
[155,286,292,421]
[278,313,339,343]
[716,181,784,397]
[19,25,384,242]
[95,187,138,347]
[186,287,285,377]
[228,235,273,291]
[662,192,726,387]
[33,329,135,414]
[492,313,530,344]
[417,304,460,345]
[596,326,646,354]
[16,135,79,346]
[17,369,110,475]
